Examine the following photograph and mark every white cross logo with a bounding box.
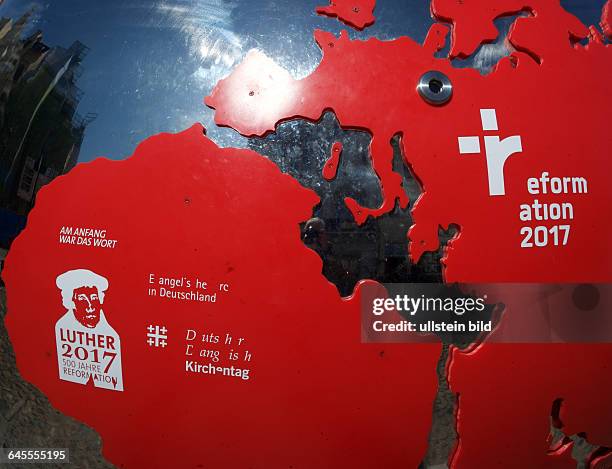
[146,325,168,348]
[458,109,522,196]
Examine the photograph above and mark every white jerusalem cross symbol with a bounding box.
[147,325,168,348]
[457,109,522,196]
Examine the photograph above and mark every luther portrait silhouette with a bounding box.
[55,269,124,391]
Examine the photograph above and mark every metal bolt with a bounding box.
[417,70,452,105]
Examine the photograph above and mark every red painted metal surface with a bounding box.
[322,141,343,181]
[447,282,612,467]
[450,343,611,468]
[603,0,612,40]
[3,0,611,467]
[3,126,441,468]
[316,0,376,30]
[206,1,611,283]
[430,0,590,59]
[205,1,612,466]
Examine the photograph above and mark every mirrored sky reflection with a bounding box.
[0,0,606,162]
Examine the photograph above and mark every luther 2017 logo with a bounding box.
[54,269,124,391]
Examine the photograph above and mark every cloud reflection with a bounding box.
[472,41,511,74]
[150,0,246,147]
[154,0,242,74]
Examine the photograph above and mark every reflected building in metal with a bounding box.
[0,12,92,246]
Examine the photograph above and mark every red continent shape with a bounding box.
[316,0,376,31]
[449,343,612,468]
[205,6,611,283]
[446,284,612,467]
[431,0,590,60]
[205,1,612,466]
[3,125,441,468]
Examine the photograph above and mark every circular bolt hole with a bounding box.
[353,7,360,12]
[417,70,452,105]
[428,78,443,94]
[248,90,254,96]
